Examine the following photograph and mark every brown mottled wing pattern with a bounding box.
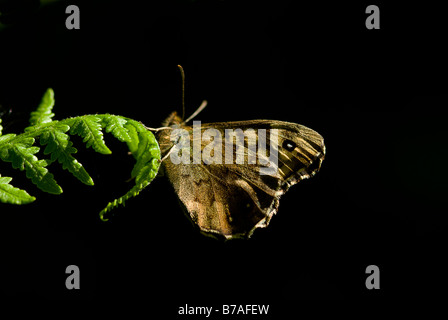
[157,113,325,239]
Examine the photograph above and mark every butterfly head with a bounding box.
[161,111,183,127]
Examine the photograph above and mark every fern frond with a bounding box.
[1,88,162,221]
[29,88,55,125]
[67,115,112,154]
[0,174,36,204]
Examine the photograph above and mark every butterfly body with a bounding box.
[157,111,325,239]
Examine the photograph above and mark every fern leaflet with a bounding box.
[101,114,131,143]
[39,123,94,186]
[0,174,36,204]
[29,87,55,125]
[68,115,112,154]
[0,136,62,194]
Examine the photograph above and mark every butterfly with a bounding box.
[154,67,325,240]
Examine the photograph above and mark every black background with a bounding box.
[0,0,447,309]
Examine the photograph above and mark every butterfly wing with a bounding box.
[158,119,325,239]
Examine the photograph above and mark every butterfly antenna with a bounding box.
[183,100,207,124]
[178,65,186,121]
[159,145,176,163]
[177,65,208,124]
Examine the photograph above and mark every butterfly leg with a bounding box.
[159,145,176,163]
[140,122,173,132]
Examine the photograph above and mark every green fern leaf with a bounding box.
[0,133,16,145]
[29,88,55,126]
[40,123,94,186]
[0,145,61,195]
[100,115,131,143]
[1,89,163,220]
[67,115,112,154]
[6,141,62,194]
[0,174,36,204]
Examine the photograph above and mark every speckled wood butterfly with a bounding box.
[155,67,325,239]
